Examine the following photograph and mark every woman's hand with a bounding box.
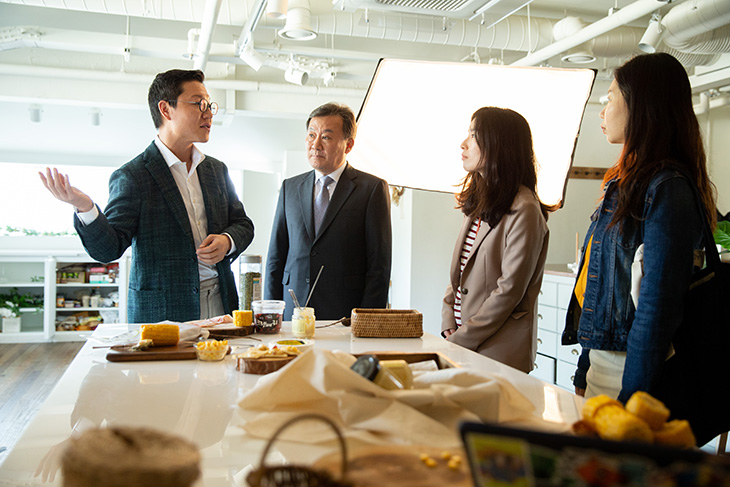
[443,328,456,338]
[575,386,586,397]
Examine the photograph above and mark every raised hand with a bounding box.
[39,167,94,212]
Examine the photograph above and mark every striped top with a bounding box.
[454,218,481,327]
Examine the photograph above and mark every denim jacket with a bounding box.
[562,168,704,403]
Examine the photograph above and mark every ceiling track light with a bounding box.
[278,0,317,41]
[29,104,42,123]
[267,0,287,19]
[638,13,663,54]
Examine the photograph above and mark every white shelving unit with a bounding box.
[530,267,578,391]
[0,251,129,343]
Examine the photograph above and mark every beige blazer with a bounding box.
[441,186,549,373]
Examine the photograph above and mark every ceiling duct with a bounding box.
[661,0,730,55]
[331,0,532,21]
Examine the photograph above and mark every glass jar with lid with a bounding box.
[240,255,262,310]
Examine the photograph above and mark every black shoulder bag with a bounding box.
[654,187,730,446]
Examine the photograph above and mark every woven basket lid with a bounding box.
[62,426,201,487]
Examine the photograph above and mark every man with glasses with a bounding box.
[40,69,254,323]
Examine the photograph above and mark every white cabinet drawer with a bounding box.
[539,281,558,307]
[557,282,575,309]
[556,359,578,391]
[558,342,582,364]
[532,353,556,384]
[537,328,557,358]
[537,305,558,332]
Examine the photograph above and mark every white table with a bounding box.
[0,323,583,486]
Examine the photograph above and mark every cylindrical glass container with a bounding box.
[240,255,262,310]
[291,307,315,339]
[350,355,406,390]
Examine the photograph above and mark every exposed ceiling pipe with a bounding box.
[193,0,223,71]
[236,0,268,57]
[0,63,365,98]
[661,0,730,43]
[511,0,685,66]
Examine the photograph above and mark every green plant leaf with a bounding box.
[714,220,730,251]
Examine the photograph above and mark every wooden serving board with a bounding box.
[206,325,255,339]
[106,343,198,362]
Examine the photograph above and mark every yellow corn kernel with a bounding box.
[140,324,180,347]
[440,451,452,460]
[653,420,696,448]
[423,458,437,468]
[582,394,622,428]
[447,459,461,470]
[594,404,653,443]
[625,391,670,431]
[418,453,430,461]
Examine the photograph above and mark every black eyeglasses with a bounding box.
[167,99,219,115]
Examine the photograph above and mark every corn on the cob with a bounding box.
[582,394,622,428]
[625,391,670,430]
[654,419,696,448]
[140,324,180,346]
[594,404,654,443]
[233,310,253,327]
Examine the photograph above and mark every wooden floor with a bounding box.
[0,342,83,463]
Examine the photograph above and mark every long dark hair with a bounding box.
[603,53,716,229]
[456,106,551,227]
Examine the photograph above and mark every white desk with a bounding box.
[0,323,583,486]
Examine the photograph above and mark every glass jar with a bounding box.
[350,355,407,390]
[251,300,285,334]
[240,255,262,310]
[292,307,315,339]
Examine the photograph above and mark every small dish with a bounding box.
[195,340,229,361]
[270,338,314,353]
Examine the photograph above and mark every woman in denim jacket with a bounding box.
[561,53,716,403]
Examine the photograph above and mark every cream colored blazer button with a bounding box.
[462,288,469,295]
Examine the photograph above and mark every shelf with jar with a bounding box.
[53,260,126,334]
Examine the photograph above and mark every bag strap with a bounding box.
[679,169,721,271]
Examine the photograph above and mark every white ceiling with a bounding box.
[1,0,730,171]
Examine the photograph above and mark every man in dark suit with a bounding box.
[265,102,392,320]
[39,69,254,323]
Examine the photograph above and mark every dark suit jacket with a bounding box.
[74,142,254,323]
[265,163,392,320]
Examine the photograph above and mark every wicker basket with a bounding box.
[246,414,352,487]
[350,309,423,338]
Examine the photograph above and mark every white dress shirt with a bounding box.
[313,162,347,202]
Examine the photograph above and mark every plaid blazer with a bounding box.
[75,142,254,323]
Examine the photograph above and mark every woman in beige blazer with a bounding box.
[441,107,551,374]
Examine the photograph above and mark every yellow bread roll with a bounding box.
[593,404,654,443]
[582,395,623,428]
[653,419,696,448]
[140,324,180,347]
[625,391,670,430]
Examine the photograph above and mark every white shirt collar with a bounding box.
[154,136,206,170]
[314,161,347,184]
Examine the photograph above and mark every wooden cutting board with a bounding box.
[206,325,255,339]
[106,343,199,362]
[313,444,471,487]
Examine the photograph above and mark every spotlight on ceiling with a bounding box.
[91,108,101,126]
[284,66,309,86]
[638,14,663,54]
[278,0,317,41]
[267,0,287,19]
[239,43,266,71]
[29,104,42,123]
[561,45,596,64]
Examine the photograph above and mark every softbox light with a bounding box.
[350,59,596,207]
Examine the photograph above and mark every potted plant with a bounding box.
[0,288,43,333]
[714,221,730,263]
